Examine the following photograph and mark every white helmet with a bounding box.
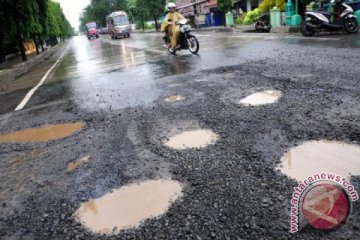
[167,2,176,10]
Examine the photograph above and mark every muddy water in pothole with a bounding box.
[239,90,282,106]
[75,179,182,234]
[0,122,85,143]
[67,155,91,172]
[277,140,360,181]
[164,129,218,150]
[165,95,185,102]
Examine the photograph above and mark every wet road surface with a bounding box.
[0,31,360,239]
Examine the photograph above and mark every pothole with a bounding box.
[276,140,360,181]
[239,90,282,106]
[0,122,86,143]
[67,155,91,172]
[165,95,185,102]
[164,129,218,150]
[74,179,182,234]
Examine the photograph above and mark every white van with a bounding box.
[106,11,132,39]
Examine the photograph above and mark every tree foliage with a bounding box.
[259,0,286,12]
[79,0,166,32]
[217,0,233,14]
[79,0,128,30]
[243,8,262,25]
[0,0,73,61]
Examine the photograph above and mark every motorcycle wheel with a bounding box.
[265,24,272,33]
[300,21,315,36]
[255,23,261,32]
[187,36,199,54]
[344,18,359,33]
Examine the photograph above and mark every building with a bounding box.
[176,0,262,27]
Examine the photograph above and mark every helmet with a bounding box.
[167,2,176,10]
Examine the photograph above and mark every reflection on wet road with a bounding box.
[1,32,360,114]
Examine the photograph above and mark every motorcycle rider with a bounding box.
[161,2,185,50]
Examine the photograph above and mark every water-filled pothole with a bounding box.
[165,95,185,102]
[277,140,360,181]
[74,179,182,234]
[164,129,218,150]
[239,90,282,106]
[0,122,86,143]
[67,155,91,172]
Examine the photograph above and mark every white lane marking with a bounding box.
[15,40,73,111]
[145,49,168,55]
[101,37,167,55]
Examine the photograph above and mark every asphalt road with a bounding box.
[0,31,360,239]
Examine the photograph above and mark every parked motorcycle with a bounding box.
[163,19,199,54]
[255,14,271,33]
[301,0,359,36]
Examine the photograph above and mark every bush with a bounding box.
[135,22,155,30]
[259,0,286,12]
[236,12,247,24]
[276,0,287,11]
[243,8,262,25]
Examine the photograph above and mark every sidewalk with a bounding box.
[0,41,69,85]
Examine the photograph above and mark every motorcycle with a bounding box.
[163,19,200,54]
[301,0,359,36]
[255,14,271,33]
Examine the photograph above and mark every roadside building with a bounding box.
[176,0,263,27]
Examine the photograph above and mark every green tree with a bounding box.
[217,0,233,26]
[0,0,72,61]
[2,0,41,60]
[36,0,48,52]
[126,0,149,31]
[79,0,129,31]
[0,0,7,61]
[148,0,166,31]
[46,0,62,46]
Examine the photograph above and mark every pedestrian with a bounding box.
[210,11,214,26]
[195,12,200,28]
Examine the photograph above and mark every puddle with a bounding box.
[67,155,91,172]
[165,95,185,102]
[164,129,218,150]
[239,90,282,106]
[194,77,207,82]
[75,179,182,234]
[0,122,86,143]
[277,140,360,181]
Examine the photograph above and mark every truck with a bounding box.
[106,11,132,39]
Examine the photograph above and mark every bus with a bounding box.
[106,11,132,39]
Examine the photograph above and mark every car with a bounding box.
[101,27,108,34]
[85,22,99,39]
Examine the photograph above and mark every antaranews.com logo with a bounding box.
[290,172,359,233]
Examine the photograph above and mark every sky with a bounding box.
[55,0,90,30]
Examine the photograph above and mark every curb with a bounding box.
[271,26,300,33]
[132,25,303,34]
[0,41,69,84]
[132,27,235,34]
